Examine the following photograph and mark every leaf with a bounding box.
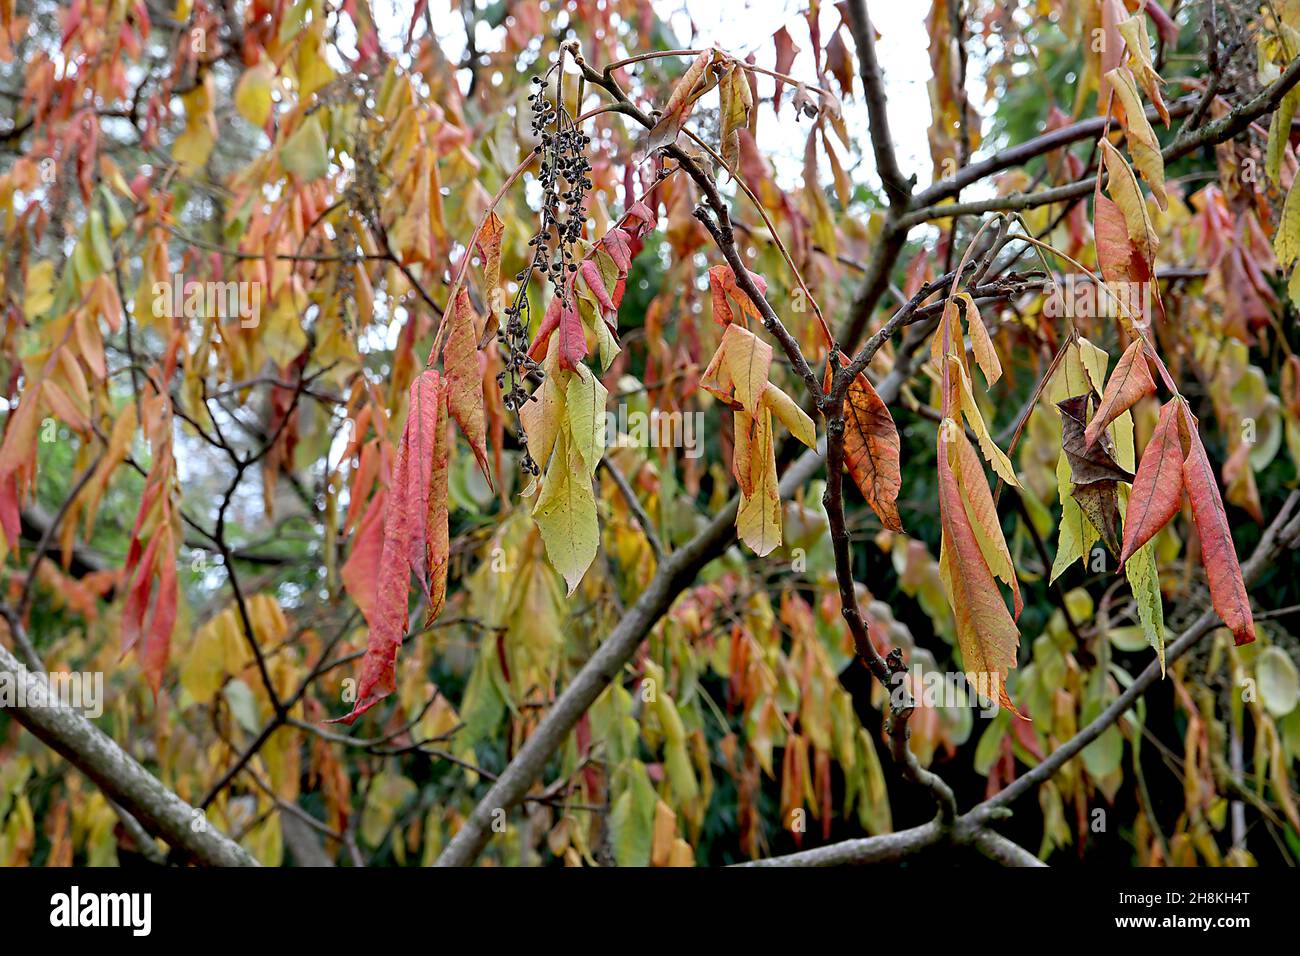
[556,293,588,371]
[519,356,564,468]
[424,389,451,625]
[332,370,444,723]
[958,292,1001,386]
[1267,87,1300,185]
[1057,394,1134,557]
[565,363,608,477]
[701,323,773,413]
[644,50,721,154]
[610,761,657,867]
[950,356,1020,488]
[1094,186,1162,328]
[1125,542,1166,673]
[443,289,492,487]
[533,426,599,595]
[1276,179,1300,271]
[1119,398,1184,567]
[760,381,815,450]
[1110,394,1167,671]
[1085,338,1156,449]
[1099,138,1158,264]
[234,58,275,127]
[23,259,55,320]
[953,429,1022,618]
[735,406,782,556]
[937,430,1022,716]
[341,490,387,628]
[719,61,753,171]
[772,27,800,114]
[1116,14,1169,125]
[1257,646,1300,717]
[1179,402,1256,646]
[281,111,329,181]
[475,212,505,346]
[1104,67,1167,210]
[707,263,769,327]
[832,360,903,532]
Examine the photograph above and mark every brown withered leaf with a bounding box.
[1057,394,1134,557]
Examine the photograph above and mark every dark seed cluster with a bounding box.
[498,52,593,477]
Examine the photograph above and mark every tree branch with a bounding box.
[0,640,258,866]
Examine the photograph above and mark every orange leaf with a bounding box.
[424,384,451,624]
[1180,403,1256,646]
[831,359,903,532]
[443,289,492,487]
[938,433,1022,715]
[1084,338,1156,449]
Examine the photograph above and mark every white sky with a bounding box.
[370,0,986,198]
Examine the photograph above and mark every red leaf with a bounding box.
[772,27,799,114]
[332,370,445,723]
[341,488,386,628]
[556,293,587,371]
[1118,398,1184,568]
[528,294,562,363]
[140,527,177,696]
[1180,403,1256,645]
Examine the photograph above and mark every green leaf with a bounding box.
[532,427,599,594]
[1258,646,1300,717]
[281,112,329,181]
[610,761,656,867]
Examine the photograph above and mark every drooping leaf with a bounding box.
[1084,338,1156,449]
[1179,403,1256,646]
[735,405,782,556]
[719,60,754,171]
[444,289,492,487]
[1116,14,1169,125]
[565,362,609,477]
[953,429,1022,618]
[533,425,600,594]
[1118,398,1184,567]
[644,50,722,153]
[950,355,1020,488]
[1057,394,1134,558]
[829,358,903,532]
[424,387,452,625]
[701,323,773,413]
[937,426,1022,716]
[333,370,444,723]
[760,381,816,450]
[1099,138,1158,264]
[958,292,1001,386]
[1104,67,1167,209]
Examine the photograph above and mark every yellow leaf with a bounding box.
[957,292,1001,386]
[949,355,1020,487]
[23,260,55,320]
[1104,67,1167,209]
[736,406,782,556]
[760,381,816,449]
[1276,178,1300,271]
[1099,138,1159,262]
[235,59,275,127]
